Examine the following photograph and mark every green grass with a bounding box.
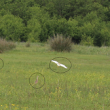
[0,42,110,110]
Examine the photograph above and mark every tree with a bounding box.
[100,23,110,46]
[0,14,25,41]
[27,18,41,42]
[28,6,51,42]
[68,18,81,43]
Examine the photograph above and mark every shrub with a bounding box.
[0,38,16,53]
[25,42,30,47]
[48,34,72,52]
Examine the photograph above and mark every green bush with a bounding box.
[0,14,25,41]
[100,24,110,46]
[80,34,93,46]
[27,18,41,42]
[67,18,81,43]
[28,6,50,42]
[80,19,110,46]
[0,38,16,53]
[48,34,72,52]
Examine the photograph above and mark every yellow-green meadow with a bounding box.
[0,42,110,110]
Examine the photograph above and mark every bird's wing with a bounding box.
[60,64,67,69]
[51,60,59,64]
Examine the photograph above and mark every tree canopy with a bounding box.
[0,0,110,46]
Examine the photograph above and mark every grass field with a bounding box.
[0,42,110,110]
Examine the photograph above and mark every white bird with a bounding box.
[51,60,67,69]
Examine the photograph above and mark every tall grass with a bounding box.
[72,44,110,55]
[0,42,110,109]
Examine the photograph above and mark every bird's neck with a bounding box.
[58,63,60,66]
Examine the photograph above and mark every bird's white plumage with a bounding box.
[51,60,59,64]
[59,64,67,69]
[51,60,67,69]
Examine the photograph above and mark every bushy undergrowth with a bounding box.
[0,38,16,53]
[48,34,72,52]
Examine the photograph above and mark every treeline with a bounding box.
[0,0,110,46]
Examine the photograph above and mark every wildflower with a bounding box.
[75,89,77,91]
[11,104,15,106]
[5,104,8,108]
[24,107,28,110]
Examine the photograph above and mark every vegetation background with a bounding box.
[0,43,110,110]
[0,0,110,109]
[0,0,110,46]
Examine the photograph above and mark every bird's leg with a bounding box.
[35,76,39,84]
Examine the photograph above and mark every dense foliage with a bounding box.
[0,0,110,46]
